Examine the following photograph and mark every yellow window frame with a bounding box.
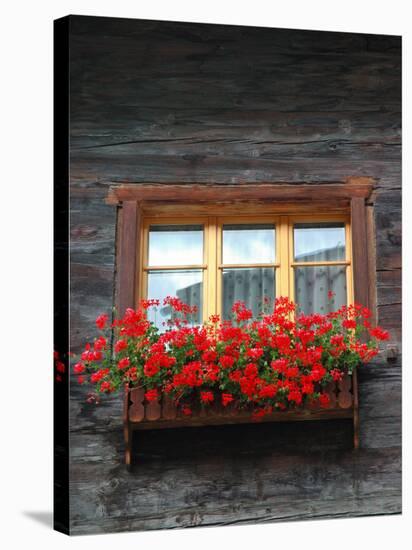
[139,211,353,320]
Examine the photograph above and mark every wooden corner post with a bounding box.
[350,196,371,450]
[117,201,140,317]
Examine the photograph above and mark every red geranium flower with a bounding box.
[114,339,128,353]
[209,314,220,323]
[342,319,357,330]
[310,364,326,382]
[200,391,214,404]
[90,368,109,383]
[369,327,390,341]
[219,355,235,369]
[118,357,130,370]
[145,389,159,402]
[331,368,343,381]
[287,389,302,405]
[144,363,159,377]
[94,336,107,351]
[271,358,288,373]
[100,381,114,393]
[96,314,109,330]
[301,382,314,395]
[246,348,264,360]
[73,362,85,374]
[319,393,330,408]
[258,384,278,399]
[222,393,234,406]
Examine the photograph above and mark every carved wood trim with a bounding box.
[125,376,354,430]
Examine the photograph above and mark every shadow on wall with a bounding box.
[129,418,354,469]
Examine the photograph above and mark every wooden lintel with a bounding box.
[106,179,376,205]
[140,199,351,216]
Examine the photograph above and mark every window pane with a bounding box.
[222,224,275,264]
[294,223,345,262]
[148,225,203,266]
[294,266,347,314]
[222,267,275,320]
[147,269,202,329]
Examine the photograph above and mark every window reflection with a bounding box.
[222,267,275,320]
[149,225,203,266]
[295,265,346,314]
[294,223,345,262]
[223,224,275,264]
[147,269,202,330]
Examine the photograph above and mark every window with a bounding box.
[221,222,276,320]
[140,213,352,328]
[144,222,205,327]
[292,220,352,315]
[110,181,374,331]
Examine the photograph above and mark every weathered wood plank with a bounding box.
[69,159,401,189]
[116,201,139,316]
[68,433,401,533]
[351,197,370,308]
[69,263,114,351]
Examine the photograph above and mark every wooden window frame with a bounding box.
[140,214,353,323]
[288,213,353,311]
[217,216,279,320]
[109,179,374,321]
[141,216,210,323]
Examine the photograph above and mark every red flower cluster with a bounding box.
[74,297,389,418]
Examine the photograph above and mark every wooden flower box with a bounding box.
[123,372,359,465]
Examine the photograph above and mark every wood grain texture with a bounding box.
[351,197,370,308]
[107,179,374,204]
[66,15,401,535]
[69,422,400,534]
[129,388,145,422]
[117,201,139,316]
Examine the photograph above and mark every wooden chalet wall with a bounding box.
[67,15,401,534]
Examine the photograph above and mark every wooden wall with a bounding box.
[66,16,401,534]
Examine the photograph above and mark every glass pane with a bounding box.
[222,224,275,264]
[147,269,202,329]
[294,223,345,262]
[222,267,275,320]
[148,225,203,266]
[294,266,347,314]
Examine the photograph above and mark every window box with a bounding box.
[123,374,357,466]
